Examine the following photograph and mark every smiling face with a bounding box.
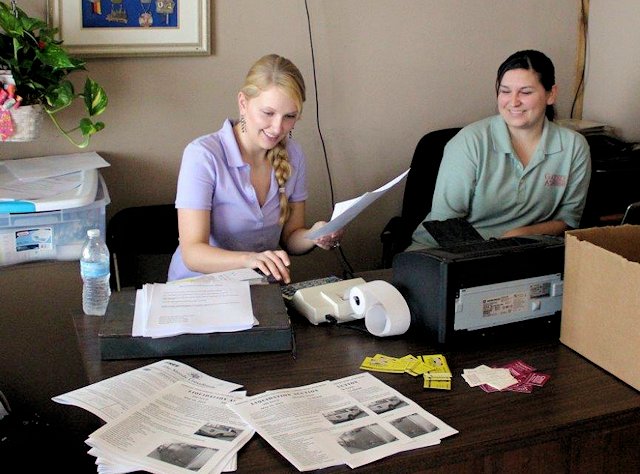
[238,85,299,153]
[497,68,557,133]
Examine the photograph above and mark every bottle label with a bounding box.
[81,261,110,278]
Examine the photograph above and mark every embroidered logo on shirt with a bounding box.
[544,174,567,187]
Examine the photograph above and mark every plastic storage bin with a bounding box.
[0,175,110,266]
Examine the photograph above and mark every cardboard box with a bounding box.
[560,226,640,391]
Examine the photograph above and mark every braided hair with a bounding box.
[240,54,306,224]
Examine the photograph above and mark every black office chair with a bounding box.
[106,204,179,290]
[380,127,461,268]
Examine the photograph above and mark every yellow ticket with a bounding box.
[405,358,430,376]
[420,354,452,378]
[359,354,407,373]
[423,378,452,390]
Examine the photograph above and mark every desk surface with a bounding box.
[72,300,640,473]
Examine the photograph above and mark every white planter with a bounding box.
[5,104,44,142]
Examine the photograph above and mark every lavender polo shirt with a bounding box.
[168,119,308,281]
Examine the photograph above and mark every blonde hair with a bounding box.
[240,54,306,225]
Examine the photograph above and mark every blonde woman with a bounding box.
[168,54,341,283]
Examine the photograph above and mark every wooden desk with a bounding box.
[72,305,640,473]
[0,260,105,470]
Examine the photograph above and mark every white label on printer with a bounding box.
[529,281,551,298]
[482,292,527,317]
[454,273,563,331]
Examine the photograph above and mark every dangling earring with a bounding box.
[239,115,246,133]
[288,129,293,139]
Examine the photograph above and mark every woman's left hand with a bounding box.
[309,221,345,250]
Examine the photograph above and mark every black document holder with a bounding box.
[422,217,485,246]
[98,284,292,360]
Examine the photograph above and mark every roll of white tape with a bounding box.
[348,280,411,337]
[348,284,372,319]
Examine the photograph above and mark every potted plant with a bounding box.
[0,1,108,148]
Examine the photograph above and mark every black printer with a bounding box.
[392,234,565,345]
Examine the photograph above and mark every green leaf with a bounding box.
[84,78,108,117]
[0,4,23,36]
[38,43,81,69]
[80,118,105,136]
[45,81,75,109]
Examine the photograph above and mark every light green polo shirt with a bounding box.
[409,115,591,249]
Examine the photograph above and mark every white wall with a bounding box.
[2,0,582,279]
[582,0,640,142]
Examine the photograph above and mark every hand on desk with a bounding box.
[248,250,291,284]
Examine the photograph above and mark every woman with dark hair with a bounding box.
[168,54,342,282]
[410,50,591,249]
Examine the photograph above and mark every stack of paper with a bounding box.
[54,361,459,472]
[53,360,250,474]
[0,152,110,210]
[133,280,256,338]
[556,118,615,136]
[462,359,551,393]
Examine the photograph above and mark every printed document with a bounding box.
[52,359,242,422]
[229,372,457,471]
[133,280,256,338]
[171,268,267,285]
[306,169,409,240]
[86,381,253,474]
[53,359,243,473]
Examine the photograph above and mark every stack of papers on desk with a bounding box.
[134,280,256,338]
[53,360,250,474]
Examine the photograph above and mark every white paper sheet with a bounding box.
[307,169,409,240]
[134,280,256,338]
[0,151,110,181]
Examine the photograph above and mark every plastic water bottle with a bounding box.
[80,228,111,316]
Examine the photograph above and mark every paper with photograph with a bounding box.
[229,372,457,471]
[86,381,253,474]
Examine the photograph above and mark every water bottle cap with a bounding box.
[87,228,100,238]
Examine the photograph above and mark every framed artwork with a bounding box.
[49,0,211,57]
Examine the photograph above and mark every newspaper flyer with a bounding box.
[53,359,243,422]
[229,372,457,471]
[86,381,254,474]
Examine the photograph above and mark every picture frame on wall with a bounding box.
[49,0,211,58]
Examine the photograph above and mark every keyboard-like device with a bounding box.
[280,275,343,300]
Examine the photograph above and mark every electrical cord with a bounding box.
[303,0,335,207]
[570,0,589,118]
[319,313,369,334]
[304,0,355,276]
